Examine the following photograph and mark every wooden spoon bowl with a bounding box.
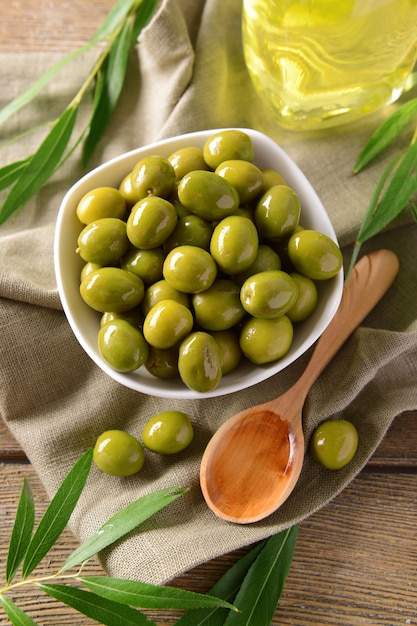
[200,249,400,523]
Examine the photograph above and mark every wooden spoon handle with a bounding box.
[293,249,399,398]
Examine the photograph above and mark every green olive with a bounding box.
[143,299,193,349]
[168,146,210,180]
[100,308,143,328]
[233,244,281,285]
[118,173,140,206]
[141,279,190,316]
[77,218,129,265]
[93,429,145,476]
[310,419,358,470]
[233,206,255,221]
[121,247,164,284]
[240,270,298,318]
[164,214,213,252]
[255,185,301,241]
[287,273,318,322]
[192,279,245,331]
[178,331,223,392]
[215,159,264,204]
[177,170,239,221]
[142,411,193,454]
[262,168,287,190]
[203,129,255,169]
[210,215,259,275]
[211,330,242,375]
[163,245,217,293]
[98,319,148,372]
[130,154,176,199]
[80,267,144,313]
[76,187,127,224]
[126,196,177,249]
[288,229,343,280]
[239,315,293,364]
[145,345,179,379]
[80,262,101,283]
[272,224,304,272]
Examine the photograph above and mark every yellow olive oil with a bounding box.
[242,0,417,130]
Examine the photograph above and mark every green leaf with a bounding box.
[354,97,417,173]
[131,0,160,42]
[0,595,39,626]
[21,449,93,579]
[173,541,266,626]
[223,525,298,626]
[0,106,78,224]
[92,0,141,42]
[6,478,35,584]
[40,583,157,626]
[82,16,135,167]
[345,156,401,276]
[0,159,31,192]
[60,486,189,573]
[78,576,237,612]
[357,138,417,243]
[82,0,158,166]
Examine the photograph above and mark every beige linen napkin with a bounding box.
[1,0,417,585]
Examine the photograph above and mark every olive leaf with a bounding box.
[5,478,35,585]
[173,541,267,626]
[59,485,189,573]
[21,448,93,579]
[347,86,417,275]
[40,583,157,626]
[81,16,136,167]
[78,576,237,612]
[353,97,417,173]
[0,159,31,192]
[347,137,417,275]
[221,526,298,626]
[357,138,417,242]
[0,106,78,224]
[0,595,39,626]
[82,0,158,166]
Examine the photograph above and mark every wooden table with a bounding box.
[1,2,416,624]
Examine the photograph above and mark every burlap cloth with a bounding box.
[1,0,417,585]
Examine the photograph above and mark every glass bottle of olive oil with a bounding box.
[242,0,417,130]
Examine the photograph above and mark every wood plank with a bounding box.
[367,410,417,468]
[0,0,115,52]
[1,463,416,625]
[0,420,25,460]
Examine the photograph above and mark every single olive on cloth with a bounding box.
[310,420,359,470]
[142,410,194,454]
[93,430,145,477]
[74,129,343,395]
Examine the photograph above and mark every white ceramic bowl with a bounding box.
[54,128,343,399]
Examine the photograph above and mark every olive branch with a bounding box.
[0,448,298,625]
[0,0,159,225]
[346,91,417,274]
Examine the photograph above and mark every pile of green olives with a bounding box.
[76,130,343,393]
[93,411,194,476]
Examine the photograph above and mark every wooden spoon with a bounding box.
[200,249,400,524]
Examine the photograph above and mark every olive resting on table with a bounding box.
[76,129,343,393]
